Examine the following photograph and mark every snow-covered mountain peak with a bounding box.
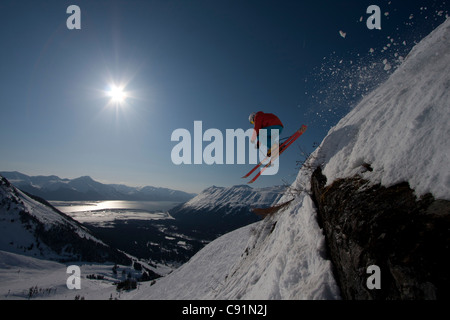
[71,175,95,182]
[201,184,251,194]
[180,184,285,212]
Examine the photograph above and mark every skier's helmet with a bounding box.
[249,112,256,124]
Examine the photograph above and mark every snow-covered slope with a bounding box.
[130,18,450,300]
[0,175,129,263]
[0,249,169,300]
[133,195,339,299]
[172,185,285,213]
[1,176,170,299]
[314,18,450,201]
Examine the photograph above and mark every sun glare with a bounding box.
[107,85,127,104]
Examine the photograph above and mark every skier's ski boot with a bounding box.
[267,143,280,157]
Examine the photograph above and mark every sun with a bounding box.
[107,84,127,104]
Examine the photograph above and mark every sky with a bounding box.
[0,0,448,193]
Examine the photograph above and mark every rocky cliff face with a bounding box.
[311,166,450,299]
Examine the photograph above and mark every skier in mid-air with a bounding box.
[244,113,306,183]
[249,111,284,156]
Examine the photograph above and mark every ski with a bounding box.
[247,125,307,184]
[241,125,305,179]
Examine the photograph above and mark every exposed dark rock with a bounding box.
[311,166,450,300]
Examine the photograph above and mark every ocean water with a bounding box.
[50,200,181,225]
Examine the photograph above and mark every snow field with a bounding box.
[0,250,113,300]
[213,194,339,299]
[314,18,450,200]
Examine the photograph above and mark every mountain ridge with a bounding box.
[168,184,285,238]
[0,171,196,202]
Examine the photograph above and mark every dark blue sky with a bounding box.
[0,0,448,192]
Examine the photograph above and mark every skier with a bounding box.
[249,111,284,156]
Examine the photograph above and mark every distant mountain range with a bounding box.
[0,171,196,202]
[169,184,286,236]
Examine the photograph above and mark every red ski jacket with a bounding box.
[251,111,283,141]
